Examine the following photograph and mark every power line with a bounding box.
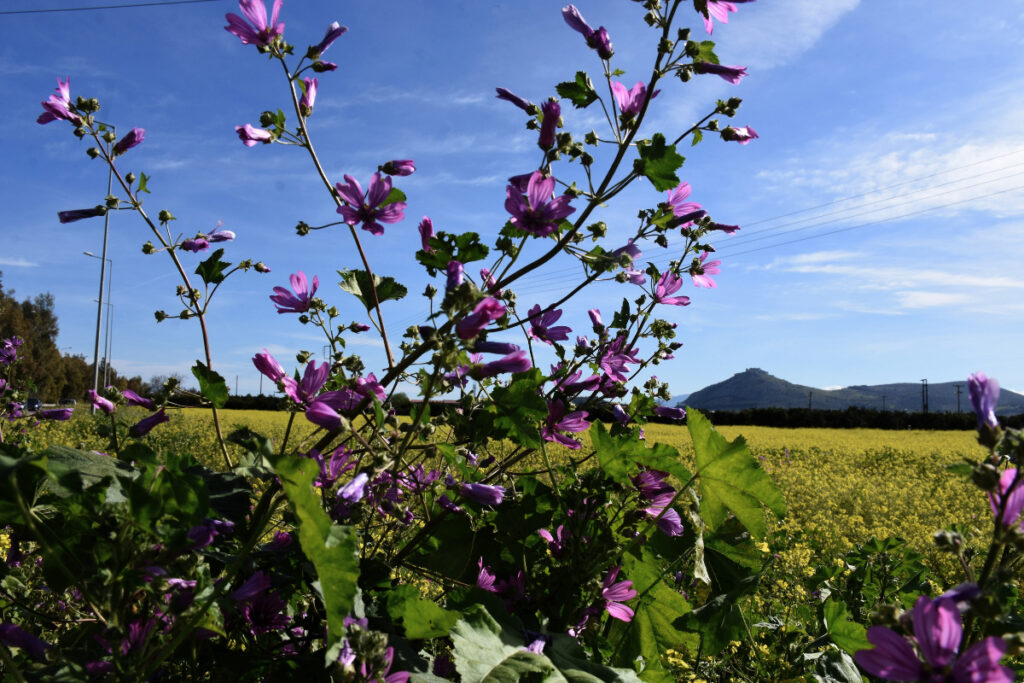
[0,0,218,15]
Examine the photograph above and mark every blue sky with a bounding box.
[2,0,1023,400]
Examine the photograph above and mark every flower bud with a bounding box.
[102,130,116,143]
[142,241,156,254]
[254,262,271,273]
[158,210,175,224]
[424,284,437,298]
[259,111,276,127]
[87,147,101,158]
[105,195,119,209]
[327,306,339,318]
[932,530,964,552]
[154,310,168,322]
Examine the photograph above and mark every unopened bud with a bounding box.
[254,262,271,273]
[176,285,188,296]
[584,130,599,146]
[87,147,101,159]
[677,27,690,41]
[932,530,964,552]
[685,41,700,57]
[158,210,175,224]
[154,310,168,322]
[296,350,312,364]
[105,195,119,209]
[298,315,310,324]
[179,309,191,319]
[327,306,339,318]
[102,131,116,143]
[142,241,156,254]
[424,284,437,298]
[259,110,276,127]
[295,221,310,236]
[126,172,136,184]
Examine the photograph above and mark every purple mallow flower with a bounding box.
[37,76,81,126]
[701,0,755,35]
[694,62,748,84]
[495,88,535,113]
[335,172,406,236]
[418,216,434,252]
[446,260,464,290]
[235,123,273,146]
[224,0,284,47]
[721,125,759,145]
[542,400,589,449]
[538,100,560,150]
[0,623,50,660]
[600,335,640,384]
[283,360,330,407]
[122,389,155,410]
[270,271,318,313]
[538,525,568,556]
[457,297,506,339]
[130,408,169,437]
[58,207,106,223]
[382,159,415,176]
[253,349,286,383]
[653,406,686,421]
[38,408,73,421]
[527,304,571,345]
[299,77,318,116]
[601,566,637,622]
[691,252,720,289]
[654,272,690,307]
[477,350,531,378]
[610,81,659,118]
[968,372,999,431]
[87,389,115,415]
[207,223,235,242]
[460,483,505,506]
[989,468,1024,529]
[312,21,347,57]
[854,595,1012,682]
[112,127,145,156]
[561,5,613,58]
[181,237,210,253]
[505,170,576,237]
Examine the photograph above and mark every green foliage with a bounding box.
[634,134,685,192]
[338,268,408,310]
[823,599,871,655]
[416,231,489,276]
[688,408,785,539]
[194,247,230,286]
[557,71,599,109]
[192,360,229,408]
[266,451,360,656]
[387,584,460,639]
[489,369,548,449]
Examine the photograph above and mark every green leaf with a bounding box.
[386,584,461,639]
[591,421,642,483]
[490,369,547,449]
[607,548,696,682]
[635,133,685,192]
[267,453,359,657]
[697,40,719,64]
[416,231,489,275]
[194,248,230,286]
[610,298,631,329]
[451,604,531,681]
[137,172,151,194]
[338,269,408,311]
[823,599,871,655]
[688,408,785,539]
[382,186,407,207]
[547,634,643,682]
[556,71,599,109]
[192,361,229,409]
[690,129,703,147]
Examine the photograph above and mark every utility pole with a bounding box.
[954,384,962,413]
[235,375,239,396]
[921,379,929,414]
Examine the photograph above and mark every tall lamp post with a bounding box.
[84,250,112,410]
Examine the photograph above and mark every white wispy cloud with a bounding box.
[727,0,861,69]
[0,257,38,267]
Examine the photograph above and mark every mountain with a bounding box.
[658,393,688,407]
[680,368,1024,415]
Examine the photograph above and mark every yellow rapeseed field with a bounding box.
[31,409,990,575]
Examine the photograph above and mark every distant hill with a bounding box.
[680,368,1024,415]
[658,394,688,407]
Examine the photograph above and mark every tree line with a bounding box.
[0,271,149,402]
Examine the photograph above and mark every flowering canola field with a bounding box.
[35,410,988,569]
